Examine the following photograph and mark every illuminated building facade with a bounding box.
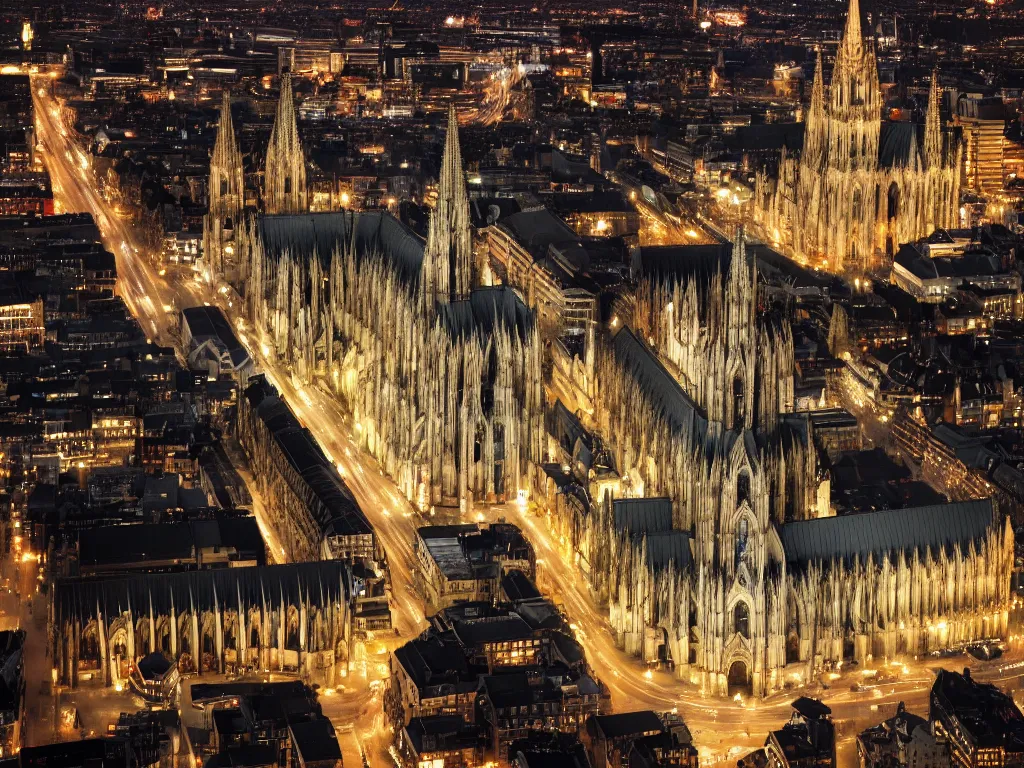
[561,235,1013,699]
[0,297,44,351]
[752,0,961,273]
[234,106,543,509]
[52,562,358,688]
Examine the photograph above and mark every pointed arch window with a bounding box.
[735,517,750,569]
[733,602,750,639]
[284,177,292,195]
[732,376,744,431]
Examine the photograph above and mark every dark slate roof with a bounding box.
[289,718,343,763]
[182,305,250,368]
[501,570,541,602]
[453,615,535,646]
[779,499,995,565]
[258,210,424,285]
[612,327,707,438]
[879,122,920,169]
[498,208,579,259]
[403,716,485,756]
[78,522,195,568]
[612,497,673,536]
[437,286,534,342]
[53,561,351,627]
[791,696,831,720]
[631,243,733,285]
[587,711,664,740]
[392,635,472,690]
[244,376,371,540]
[724,123,805,153]
[643,531,692,572]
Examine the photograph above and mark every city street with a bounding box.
[30,75,1024,768]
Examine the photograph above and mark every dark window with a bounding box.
[735,517,749,568]
[284,176,292,195]
[734,602,750,639]
[732,377,744,430]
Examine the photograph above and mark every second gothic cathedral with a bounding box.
[212,102,543,508]
[752,0,961,273]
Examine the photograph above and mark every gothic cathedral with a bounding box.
[753,0,961,273]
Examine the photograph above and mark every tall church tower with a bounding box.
[420,104,473,311]
[828,0,881,173]
[264,74,307,215]
[204,91,244,281]
[820,0,881,271]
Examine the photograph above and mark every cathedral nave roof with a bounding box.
[258,210,425,286]
[878,122,921,169]
[631,243,733,287]
[643,530,693,573]
[778,498,994,566]
[436,286,534,343]
[612,497,673,536]
[611,326,708,440]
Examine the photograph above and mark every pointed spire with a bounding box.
[265,73,307,214]
[841,0,863,54]
[420,103,473,309]
[438,102,468,215]
[213,91,240,169]
[810,48,824,115]
[925,68,943,165]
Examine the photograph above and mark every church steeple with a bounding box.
[839,0,863,58]
[210,92,243,212]
[204,91,244,279]
[264,73,307,215]
[420,103,473,310]
[925,69,943,167]
[802,48,827,169]
[830,0,880,122]
[809,48,825,115]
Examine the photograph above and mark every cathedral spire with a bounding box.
[809,48,824,116]
[420,103,473,311]
[840,0,863,56]
[925,69,943,166]
[212,91,241,179]
[264,73,307,215]
[204,90,244,279]
[438,103,469,221]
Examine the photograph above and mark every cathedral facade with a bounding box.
[212,101,543,509]
[752,0,961,273]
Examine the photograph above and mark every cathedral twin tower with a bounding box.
[753,0,961,273]
[203,74,310,282]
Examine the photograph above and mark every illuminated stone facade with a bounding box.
[235,106,543,508]
[202,92,244,281]
[52,562,357,688]
[752,0,961,273]
[563,237,1012,699]
[264,74,308,215]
